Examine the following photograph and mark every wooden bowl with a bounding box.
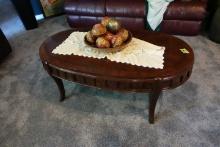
[84,31,132,53]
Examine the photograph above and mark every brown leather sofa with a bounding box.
[64,0,207,36]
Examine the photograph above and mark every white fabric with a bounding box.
[147,0,174,30]
[52,32,165,69]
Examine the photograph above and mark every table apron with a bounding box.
[42,62,192,93]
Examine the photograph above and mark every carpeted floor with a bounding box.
[0,15,220,147]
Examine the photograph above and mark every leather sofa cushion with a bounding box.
[113,17,145,31]
[164,0,207,20]
[64,0,105,16]
[66,15,145,32]
[161,20,202,35]
[66,16,103,28]
[106,0,145,17]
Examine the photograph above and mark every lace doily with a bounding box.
[52,32,165,69]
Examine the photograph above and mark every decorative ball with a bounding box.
[91,24,107,37]
[86,31,96,44]
[111,35,123,47]
[101,17,111,27]
[117,28,129,41]
[106,19,121,34]
[96,37,110,48]
[104,32,114,42]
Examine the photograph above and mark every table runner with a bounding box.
[52,32,165,69]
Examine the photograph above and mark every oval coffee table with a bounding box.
[39,29,194,124]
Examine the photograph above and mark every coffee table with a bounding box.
[39,29,194,124]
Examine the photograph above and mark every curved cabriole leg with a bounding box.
[51,76,65,102]
[149,90,161,124]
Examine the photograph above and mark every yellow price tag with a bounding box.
[180,48,189,54]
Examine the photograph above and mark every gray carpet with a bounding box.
[0,15,220,147]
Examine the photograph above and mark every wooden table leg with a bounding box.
[149,90,161,124]
[51,76,65,102]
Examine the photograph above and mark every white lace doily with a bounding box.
[52,32,165,69]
